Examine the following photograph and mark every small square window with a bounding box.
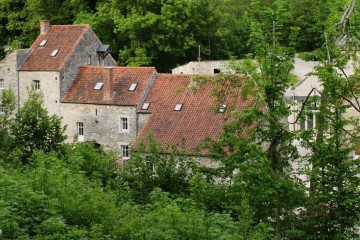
[129,83,138,91]
[142,102,150,110]
[218,104,227,113]
[120,117,129,131]
[0,79,4,89]
[174,103,183,111]
[32,80,40,90]
[51,49,59,57]
[39,39,47,47]
[94,82,103,90]
[120,144,130,159]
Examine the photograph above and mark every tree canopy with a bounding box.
[0,0,358,71]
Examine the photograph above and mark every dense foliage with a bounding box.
[0,0,358,71]
[1,1,360,239]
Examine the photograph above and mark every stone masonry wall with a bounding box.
[61,103,137,150]
[60,27,116,98]
[18,71,61,116]
[0,49,31,105]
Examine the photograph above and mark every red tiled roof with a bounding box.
[62,66,156,105]
[19,25,89,71]
[134,74,251,154]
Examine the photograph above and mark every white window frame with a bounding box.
[119,143,130,159]
[119,116,129,132]
[32,80,40,90]
[297,100,319,130]
[0,79,4,89]
[77,122,84,142]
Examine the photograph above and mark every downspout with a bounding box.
[17,70,20,112]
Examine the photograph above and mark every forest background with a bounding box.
[1,0,360,239]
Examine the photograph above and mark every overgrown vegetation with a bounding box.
[1,0,360,239]
[0,0,359,71]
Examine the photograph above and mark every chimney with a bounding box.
[40,20,50,34]
[103,67,113,100]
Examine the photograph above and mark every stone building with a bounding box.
[61,66,157,157]
[0,20,116,116]
[0,49,31,111]
[0,21,252,161]
[172,60,236,75]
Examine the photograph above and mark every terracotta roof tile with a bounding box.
[62,66,156,105]
[19,25,89,71]
[134,74,251,154]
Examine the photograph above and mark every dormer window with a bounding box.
[174,103,183,111]
[218,104,227,113]
[51,49,59,57]
[94,82,103,90]
[39,39,47,47]
[129,83,138,91]
[142,102,150,110]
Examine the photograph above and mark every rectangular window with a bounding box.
[77,122,84,142]
[0,102,4,114]
[120,144,130,159]
[298,100,319,130]
[88,55,92,65]
[0,79,4,89]
[39,39,47,47]
[32,80,40,90]
[51,49,59,57]
[120,117,129,131]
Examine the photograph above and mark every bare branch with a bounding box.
[343,97,360,112]
[288,88,322,125]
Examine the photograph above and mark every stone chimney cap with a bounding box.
[40,20,50,34]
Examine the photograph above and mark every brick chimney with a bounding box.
[40,20,50,34]
[103,67,113,100]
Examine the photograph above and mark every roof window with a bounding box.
[218,104,227,113]
[174,103,183,111]
[39,39,47,47]
[142,102,150,110]
[51,49,59,57]
[94,82,103,90]
[129,83,138,91]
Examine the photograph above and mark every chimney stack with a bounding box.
[103,67,113,100]
[40,20,50,34]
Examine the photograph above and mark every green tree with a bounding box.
[298,45,360,239]
[203,19,306,238]
[10,89,66,162]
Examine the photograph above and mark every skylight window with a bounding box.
[218,104,227,113]
[94,82,103,90]
[174,103,183,111]
[142,102,150,110]
[39,39,47,47]
[129,83,138,91]
[51,49,59,57]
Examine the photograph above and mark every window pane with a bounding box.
[307,112,314,129]
[121,117,128,130]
